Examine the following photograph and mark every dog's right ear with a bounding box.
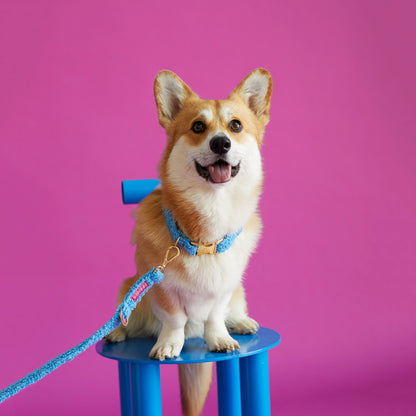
[154,71,197,128]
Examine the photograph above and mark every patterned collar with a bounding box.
[163,208,242,256]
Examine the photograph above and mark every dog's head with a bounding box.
[154,69,272,190]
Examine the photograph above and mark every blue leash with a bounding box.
[0,242,179,404]
[0,207,243,404]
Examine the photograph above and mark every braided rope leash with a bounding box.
[0,242,180,405]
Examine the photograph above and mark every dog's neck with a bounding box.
[161,179,261,243]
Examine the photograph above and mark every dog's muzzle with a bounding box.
[195,159,240,184]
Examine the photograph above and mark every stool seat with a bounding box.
[96,327,280,416]
[96,326,280,364]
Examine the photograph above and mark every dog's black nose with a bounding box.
[209,135,231,155]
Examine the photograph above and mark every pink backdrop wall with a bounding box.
[1,1,415,415]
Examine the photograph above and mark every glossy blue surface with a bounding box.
[98,328,280,416]
[96,327,280,364]
[131,363,162,416]
[118,362,132,416]
[241,351,271,416]
[217,358,242,416]
[121,179,160,204]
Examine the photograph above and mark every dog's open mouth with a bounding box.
[195,160,240,184]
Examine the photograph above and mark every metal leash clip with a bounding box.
[156,237,181,272]
[119,238,181,327]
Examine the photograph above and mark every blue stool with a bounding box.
[100,181,281,415]
[96,327,280,416]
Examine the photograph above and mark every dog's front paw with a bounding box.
[104,326,127,343]
[207,335,240,353]
[149,340,183,361]
[227,317,259,335]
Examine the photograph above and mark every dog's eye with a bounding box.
[192,121,206,134]
[229,119,242,133]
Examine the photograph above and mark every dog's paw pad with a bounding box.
[149,342,182,361]
[208,336,240,353]
[227,317,259,335]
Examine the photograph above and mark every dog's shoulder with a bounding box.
[131,188,169,246]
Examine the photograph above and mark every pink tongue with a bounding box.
[209,163,232,183]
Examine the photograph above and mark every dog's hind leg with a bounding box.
[104,325,127,343]
[204,293,240,352]
[226,284,259,334]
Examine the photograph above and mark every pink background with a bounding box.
[1,1,415,415]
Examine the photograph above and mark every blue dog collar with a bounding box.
[163,208,242,256]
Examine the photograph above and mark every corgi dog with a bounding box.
[106,68,273,416]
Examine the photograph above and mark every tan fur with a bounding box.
[179,363,213,416]
[106,69,273,415]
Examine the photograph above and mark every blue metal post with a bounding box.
[240,351,271,416]
[217,358,242,416]
[118,361,132,416]
[122,179,160,204]
[130,363,162,416]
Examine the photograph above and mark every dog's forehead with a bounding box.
[197,102,237,122]
[217,100,248,121]
[198,108,213,122]
[219,105,233,121]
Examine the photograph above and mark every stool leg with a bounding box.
[118,361,132,416]
[130,362,162,416]
[216,358,242,416]
[240,351,271,416]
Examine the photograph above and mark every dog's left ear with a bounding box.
[229,69,273,125]
[154,70,198,129]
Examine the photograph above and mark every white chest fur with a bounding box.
[160,223,259,324]
[161,133,262,326]
[167,135,262,241]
